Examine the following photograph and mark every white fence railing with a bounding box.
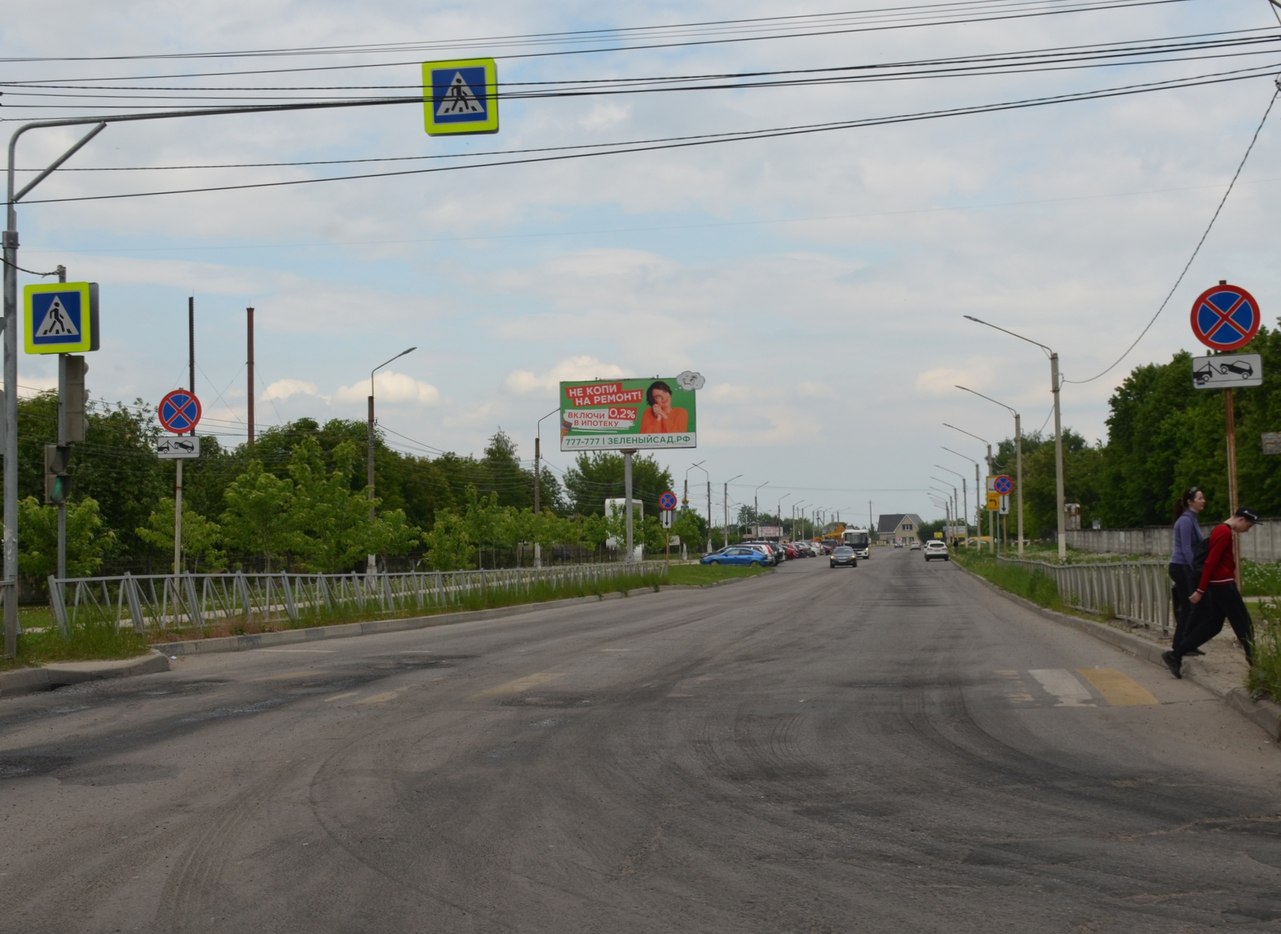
[46,563,670,635]
[997,557,1173,633]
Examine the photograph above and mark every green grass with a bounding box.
[951,550,1065,613]
[0,610,151,671]
[666,562,770,585]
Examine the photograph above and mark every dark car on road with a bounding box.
[830,545,857,568]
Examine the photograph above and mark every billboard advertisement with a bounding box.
[559,373,701,451]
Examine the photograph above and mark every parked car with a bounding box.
[830,545,857,568]
[701,546,771,567]
[924,540,949,561]
[743,541,782,564]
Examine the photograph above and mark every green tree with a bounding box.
[285,437,375,572]
[18,495,113,583]
[136,498,225,572]
[562,452,674,516]
[422,511,475,571]
[220,460,299,570]
[480,429,533,510]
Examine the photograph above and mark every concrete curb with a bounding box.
[0,649,171,697]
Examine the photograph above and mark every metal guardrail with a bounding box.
[46,562,670,635]
[997,557,1173,633]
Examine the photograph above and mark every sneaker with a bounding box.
[1162,651,1182,679]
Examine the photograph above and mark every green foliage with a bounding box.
[136,498,225,572]
[1246,600,1281,703]
[952,550,1064,612]
[219,459,300,570]
[1,613,149,669]
[666,563,768,584]
[562,452,674,516]
[17,496,113,581]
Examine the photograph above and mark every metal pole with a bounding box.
[366,347,415,572]
[689,461,709,552]
[623,450,635,561]
[724,474,742,547]
[533,406,559,568]
[1014,412,1024,556]
[55,267,67,582]
[1051,352,1066,561]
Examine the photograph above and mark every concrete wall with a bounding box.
[1067,523,1281,562]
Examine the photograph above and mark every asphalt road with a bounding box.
[3,550,1279,933]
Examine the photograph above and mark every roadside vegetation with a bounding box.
[0,607,149,671]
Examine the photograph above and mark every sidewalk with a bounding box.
[966,572,1281,741]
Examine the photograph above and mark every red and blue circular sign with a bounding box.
[658,490,678,511]
[1190,282,1260,351]
[158,389,202,434]
[993,474,1013,495]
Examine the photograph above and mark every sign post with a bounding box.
[1189,281,1261,525]
[158,389,201,575]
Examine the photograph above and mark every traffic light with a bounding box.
[44,443,70,505]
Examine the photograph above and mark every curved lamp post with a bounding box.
[955,384,1024,557]
[963,315,1064,561]
[723,474,743,547]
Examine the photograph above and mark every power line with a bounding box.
[1066,80,1281,387]
[13,63,1277,207]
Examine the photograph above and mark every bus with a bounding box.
[842,527,871,559]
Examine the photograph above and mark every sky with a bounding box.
[3,0,1280,531]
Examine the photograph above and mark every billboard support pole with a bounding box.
[622,449,635,562]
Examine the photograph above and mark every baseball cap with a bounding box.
[1234,507,1262,523]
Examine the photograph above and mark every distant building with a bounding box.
[877,513,923,546]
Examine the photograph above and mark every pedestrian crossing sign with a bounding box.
[24,282,100,354]
[422,58,499,135]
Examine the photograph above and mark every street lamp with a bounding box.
[365,345,416,575]
[955,384,1024,557]
[964,315,1065,561]
[532,406,560,568]
[778,493,791,540]
[367,346,416,519]
[941,445,982,544]
[723,474,743,547]
[933,463,967,545]
[943,422,995,551]
[689,461,711,553]
[793,501,807,540]
[754,481,769,538]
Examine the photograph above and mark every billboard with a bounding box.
[559,374,700,451]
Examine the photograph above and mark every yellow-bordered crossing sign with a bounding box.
[423,58,498,135]
[24,282,100,354]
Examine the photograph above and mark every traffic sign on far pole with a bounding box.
[1190,281,1260,351]
[158,389,201,434]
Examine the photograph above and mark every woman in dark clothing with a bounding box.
[1169,486,1205,654]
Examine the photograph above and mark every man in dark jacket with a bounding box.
[1162,507,1261,678]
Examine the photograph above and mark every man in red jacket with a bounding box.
[1162,507,1261,678]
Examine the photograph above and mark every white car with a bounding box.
[923,540,949,561]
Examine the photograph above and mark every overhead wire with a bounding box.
[1065,80,1280,386]
[10,62,1279,207]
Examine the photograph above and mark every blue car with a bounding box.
[700,545,770,567]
